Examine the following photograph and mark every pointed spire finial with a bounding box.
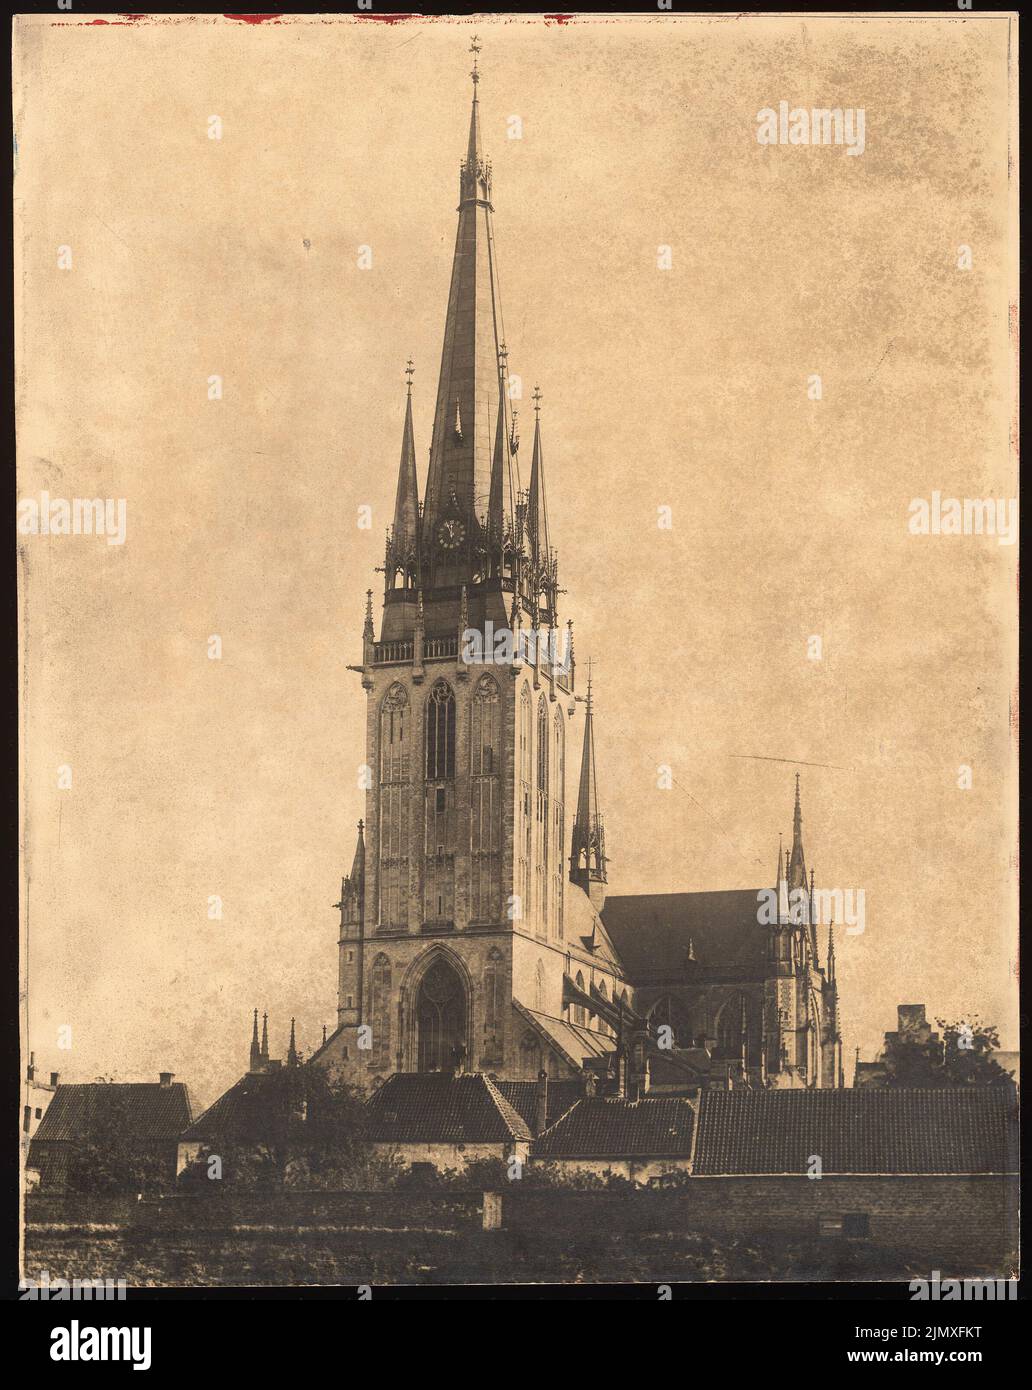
[533,384,543,418]
[571,655,607,904]
[788,773,807,891]
[405,358,414,395]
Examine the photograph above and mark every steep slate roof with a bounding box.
[30,1083,192,1147]
[495,1079,583,1132]
[514,1001,617,1071]
[365,1073,532,1144]
[601,890,768,982]
[531,1097,697,1158]
[693,1088,1018,1175]
[179,1069,303,1144]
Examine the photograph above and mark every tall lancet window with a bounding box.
[716,993,748,1061]
[518,686,532,927]
[551,707,565,941]
[470,675,502,922]
[573,970,586,1027]
[378,682,411,928]
[535,695,549,937]
[424,681,457,925]
[368,953,392,1070]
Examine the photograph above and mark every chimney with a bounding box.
[49,1072,60,1088]
[159,1072,174,1087]
[535,1069,549,1136]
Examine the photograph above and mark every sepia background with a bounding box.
[16,12,1018,1109]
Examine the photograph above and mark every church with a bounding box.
[309,43,843,1101]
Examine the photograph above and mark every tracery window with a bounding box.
[717,993,748,1060]
[573,970,586,1027]
[368,953,392,1068]
[378,683,410,927]
[517,685,532,926]
[426,679,456,781]
[551,707,565,940]
[471,675,502,921]
[535,696,549,936]
[425,681,456,923]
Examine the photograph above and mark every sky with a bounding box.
[16,12,1017,1111]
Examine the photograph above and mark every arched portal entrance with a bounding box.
[416,955,468,1073]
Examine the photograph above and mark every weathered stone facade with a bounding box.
[310,53,842,1098]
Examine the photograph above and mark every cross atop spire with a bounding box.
[470,33,481,85]
[533,384,543,418]
[405,358,414,394]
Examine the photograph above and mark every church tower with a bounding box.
[323,40,576,1088]
[763,777,841,1088]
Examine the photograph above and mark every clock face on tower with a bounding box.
[437,519,466,551]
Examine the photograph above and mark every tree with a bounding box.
[881,1017,1013,1089]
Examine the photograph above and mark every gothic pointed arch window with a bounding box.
[378,683,410,928]
[573,970,586,1027]
[416,954,467,1073]
[716,992,749,1061]
[368,953,392,1069]
[482,946,504,1064]
[551,706,565,940]
[535,695,549,937]
[424,681,456,925]
[596,978,609,1035]
[471,675,502,922]
[519,1030,542,1079]
[517,685,532,926]
[426,679,456,781]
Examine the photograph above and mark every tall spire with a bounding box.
[776,833,790,923]
[249,1007,261,1072]
[261,1011,269,1061]
[287,1018,298,1068]
[423,37,512,551]
[788,772,807,891]
[527,386,553,621]
[570,662,607,909]
[385,360,421,591]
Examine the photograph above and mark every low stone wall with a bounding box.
[25,1190,484,1233]
[24,1174,1017,1284]
[500,1175,1018,1269]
